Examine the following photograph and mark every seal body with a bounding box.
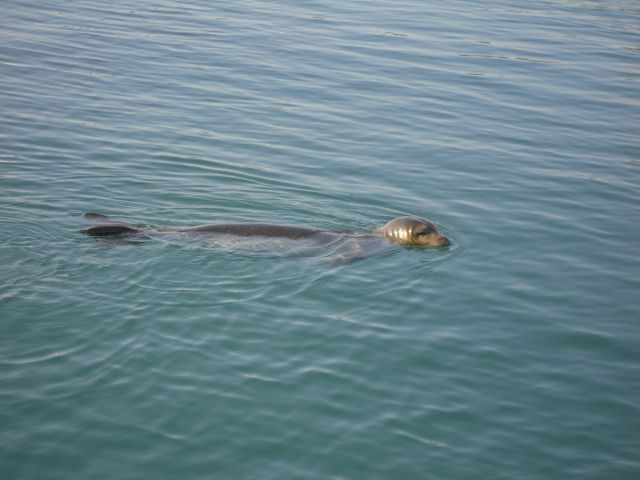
[179,223,322,239]
[81,213,449,248]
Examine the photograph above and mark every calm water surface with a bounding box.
[1,1,639,479]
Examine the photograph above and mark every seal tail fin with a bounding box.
[81,224,143,236]
[84,212,113,222]
[84,212,136,226]
[81,212,145,237]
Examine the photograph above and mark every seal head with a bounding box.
[375,216,450,247]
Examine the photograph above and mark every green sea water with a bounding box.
[1,1,639,478]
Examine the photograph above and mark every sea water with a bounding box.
[1,1,639,478]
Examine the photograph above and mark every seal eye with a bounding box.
[416,231,427,237]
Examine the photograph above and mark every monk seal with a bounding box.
[80,213,450,248]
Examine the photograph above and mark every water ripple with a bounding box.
[1,0,639,479]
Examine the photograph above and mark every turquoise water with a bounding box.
[1,0,639,478]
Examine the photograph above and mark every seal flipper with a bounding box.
[84,212,137,226]
[84,212,113,222]
[81,224,142,236]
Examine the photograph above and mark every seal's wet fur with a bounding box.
[374,216,450,247]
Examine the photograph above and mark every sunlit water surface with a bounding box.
[1,1,639,479]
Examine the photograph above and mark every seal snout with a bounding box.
[430,233,451,248]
